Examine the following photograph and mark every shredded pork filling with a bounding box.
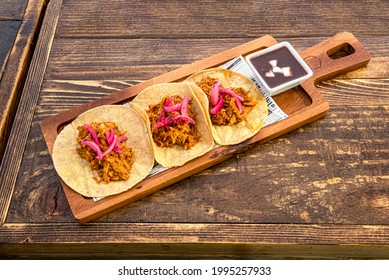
[196,76,258,126]
[76,122,134,184]
[147,95,201,150]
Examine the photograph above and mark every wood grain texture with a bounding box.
[57,0,251,38]
[44,35,387,80]
[0,0,47,162]
[0,21,20,78]
[318,78,389,105]
[36,77,389,113]
[2,223,389,245]
[0,0,27,20]
[0,0,388,258]
[0,0,60,225]
[56,0,388,38]
[2,243,389,259]
[1,223,389,259]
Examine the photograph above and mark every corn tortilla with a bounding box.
[131,83,214,168]
[184,68,268,145]
[52,105,154,197]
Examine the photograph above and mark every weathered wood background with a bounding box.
[0,0,388,258]
[0,0,27,157]
[0,0,47,161]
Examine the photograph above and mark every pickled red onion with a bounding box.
[105,129,115,144]
[164,97,174,107]
[105,129,128,154]
[172,114,195,124]
[155,95,195,129]
[84,124,99,145]
[82,127,128,160]
[235,98,244,114]
[154,117,172,130]
[81,140,104,160]
[164,102,182,112]
[210,95,224,115]
[101,135,118,158]
[219,87,244,101]
[180,96,189,117]
[210,81,221,106]
[117,135,128,142]
[219,87,244,114]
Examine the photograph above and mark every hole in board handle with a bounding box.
[327,43,355,60]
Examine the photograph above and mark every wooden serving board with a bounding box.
[40,32,370,223]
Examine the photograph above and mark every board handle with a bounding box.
[300,32,371,85]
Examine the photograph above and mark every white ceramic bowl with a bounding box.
[246,42,313,96]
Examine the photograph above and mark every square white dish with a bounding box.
[246,42,313,96]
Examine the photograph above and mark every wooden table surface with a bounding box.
[0,0,388,259]
[0,0,47,162]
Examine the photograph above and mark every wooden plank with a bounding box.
[247,0,389,37]
[318,78,389,105]
[44,36,387,80]
[44,38,253,80]
[0,0,28,78]
[2,243,389,259]
[0,0,27,20]
[55,0,388,38]
[34,78,389,117]
[1,223,389,259]
[0,21,20,79]
[0,223,386,244]
[0,0,47,162]
[0,0,61,225]
[57,0,251,38]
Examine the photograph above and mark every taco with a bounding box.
[131,83,214,168]
[52,105,154,197]
[185,68,268,145]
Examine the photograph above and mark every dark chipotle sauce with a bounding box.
[249,46,308,89]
